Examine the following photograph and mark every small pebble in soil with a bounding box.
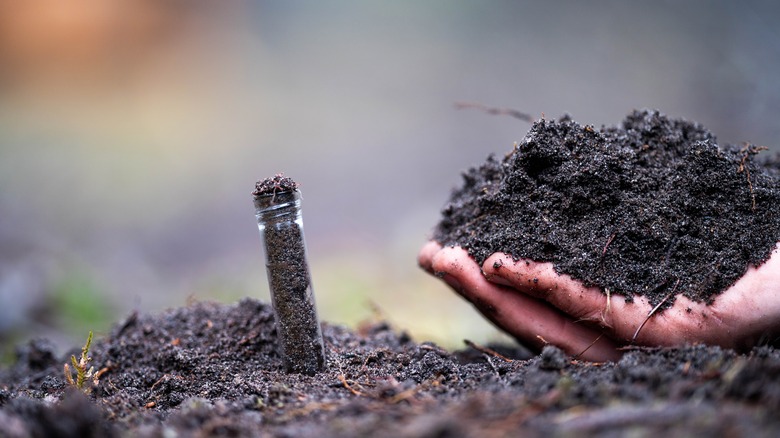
[539,345,568,370]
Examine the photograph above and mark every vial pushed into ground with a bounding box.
[253,174,325,375]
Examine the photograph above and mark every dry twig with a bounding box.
[454,102,534,122]
[463,339,513,362]
[738,144,769,211]
[338,374,364,397]
[573,333,605,360]
[631,279,680,343]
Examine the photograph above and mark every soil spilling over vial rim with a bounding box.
[433,109,780,308]
[254,175,325,375]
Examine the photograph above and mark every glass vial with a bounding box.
[253,179,325,375]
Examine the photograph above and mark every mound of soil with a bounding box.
[433,110,780,306]
[3,299,780,437]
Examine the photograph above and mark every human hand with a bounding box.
[419,241,780,361]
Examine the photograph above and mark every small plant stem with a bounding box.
[64,330,97,392]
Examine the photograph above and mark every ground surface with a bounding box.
[434,110,780,306]
[2,299,780,437]
[3,110,780,436]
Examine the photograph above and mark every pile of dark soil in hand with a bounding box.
[3,299,780,437]
[433,109,780,306]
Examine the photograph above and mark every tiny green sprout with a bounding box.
[64,330,98,392]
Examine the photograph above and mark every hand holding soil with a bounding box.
[419,241,780,361]
[423,110,780,361]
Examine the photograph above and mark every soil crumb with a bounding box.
[433,109,780,306]
[253,174,299,197]
[3,300,780,436]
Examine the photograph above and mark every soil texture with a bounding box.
[3,110,780,436]
[253,174,299,196]
[3,299,780,437]
[433,110,780,306]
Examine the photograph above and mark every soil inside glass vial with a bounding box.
[253,175,325,375]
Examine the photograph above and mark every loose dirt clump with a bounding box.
[434,109,780,306]
[3,110,780,436]
[2,299,780,436]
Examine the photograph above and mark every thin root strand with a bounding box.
[631,279,680,344]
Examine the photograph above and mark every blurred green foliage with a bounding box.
[50,271,115,339]
[1,343,17,366]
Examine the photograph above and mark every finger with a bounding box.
[675,243,780,349]
[483,253,595,299]
[482,252,752,347]
[432,247,621,361]
[481,253,686,344]
[483,253,626,330]
[417,241,443,273]
[709,243,780,348]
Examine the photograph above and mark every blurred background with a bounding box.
[1,1,779,357]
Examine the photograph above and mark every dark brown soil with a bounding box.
[261,221,325,375]
[3,111,779,436]
[3,299,780,437]
[253,174,299,196]
[433,110,780,306]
